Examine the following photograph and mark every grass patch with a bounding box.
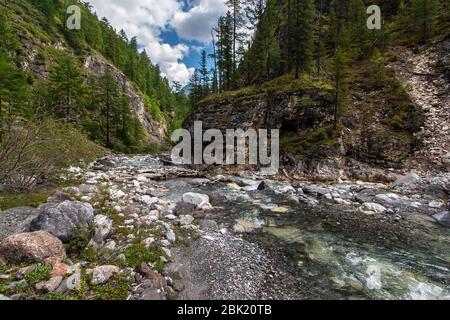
[91,274,130,300]
[123,240,166,271]
[23,264,51,285]
[0,190,52,211]
[199,73,334,106]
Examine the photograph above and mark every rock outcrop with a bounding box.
[83,55,167,144]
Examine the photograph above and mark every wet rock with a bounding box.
[0,231,66,265]
[93,215,113,243]
[0,207,39,240]
[257,181,267,190]
[182,193,213,211]
[303,185,330,197]
[425,184,449,199]
[30,201,94,242]
[374,194,402,207]
[433,211,450,227]
[354,189,377,204]
[92,265,120,285]
[189,178,212,186]
[233,218,264,233]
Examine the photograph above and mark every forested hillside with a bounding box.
[0,0,192,190]
[0,0,189,153]
[186,0,449,179]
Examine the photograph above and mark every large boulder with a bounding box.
[393,173,420,187]
[0,207,39,240]
[30,201,94,242]
[0,231,66,265]
[182,193,213,211]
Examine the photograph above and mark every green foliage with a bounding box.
[0,119,104,191]
[123,240,166,271]
[66,223,92,253]
[91,274,130,300]
[412,0,439,43]
[24,264,51,285]
[281,125,340,156]
[0,190,52,211]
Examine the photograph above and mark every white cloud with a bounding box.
[88,0,227,85]
[171,0,227,43]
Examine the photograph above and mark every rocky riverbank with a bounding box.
[0,155,449,300]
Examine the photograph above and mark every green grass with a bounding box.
[23,264,51,285]
[91,274,130,300]
[198,73,334,106]
[123,240,167,271]
[0,190,52,211]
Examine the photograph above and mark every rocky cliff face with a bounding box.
[184,75,425,182]
[83,55,167,144]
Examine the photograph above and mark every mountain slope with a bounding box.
[1,0,187,150]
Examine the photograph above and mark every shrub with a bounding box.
[0,118,105,191]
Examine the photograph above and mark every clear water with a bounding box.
[115,157,450,300]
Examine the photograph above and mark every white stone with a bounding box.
[93,215,113,243]
[92,266,120,285]
[182,193,213,211]
[179,215,195,226]
[140,195,159,206]
[429,201,444,209]
[361,202,387,214]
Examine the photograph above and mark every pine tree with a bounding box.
[216,14,234,91]
[0,52,28,138]
[199,50,210,97]
[412,0,438,43]
[290,0,314,78]
[188,70,203,106]
[98,72,120,148]
[48,54,85,120]
[226,0,245,85]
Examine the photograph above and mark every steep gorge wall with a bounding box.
[184,83,423,182]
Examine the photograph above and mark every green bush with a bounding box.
[0,119,105,191]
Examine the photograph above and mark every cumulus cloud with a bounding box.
[171,0,227,43]
[88,0,226,85]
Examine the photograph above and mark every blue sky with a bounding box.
[89,0,227,86]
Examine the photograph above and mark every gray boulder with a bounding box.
[0,207,39,240]
[30,201,94,242]
[393,173,420,187]
[433,211,450,227]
